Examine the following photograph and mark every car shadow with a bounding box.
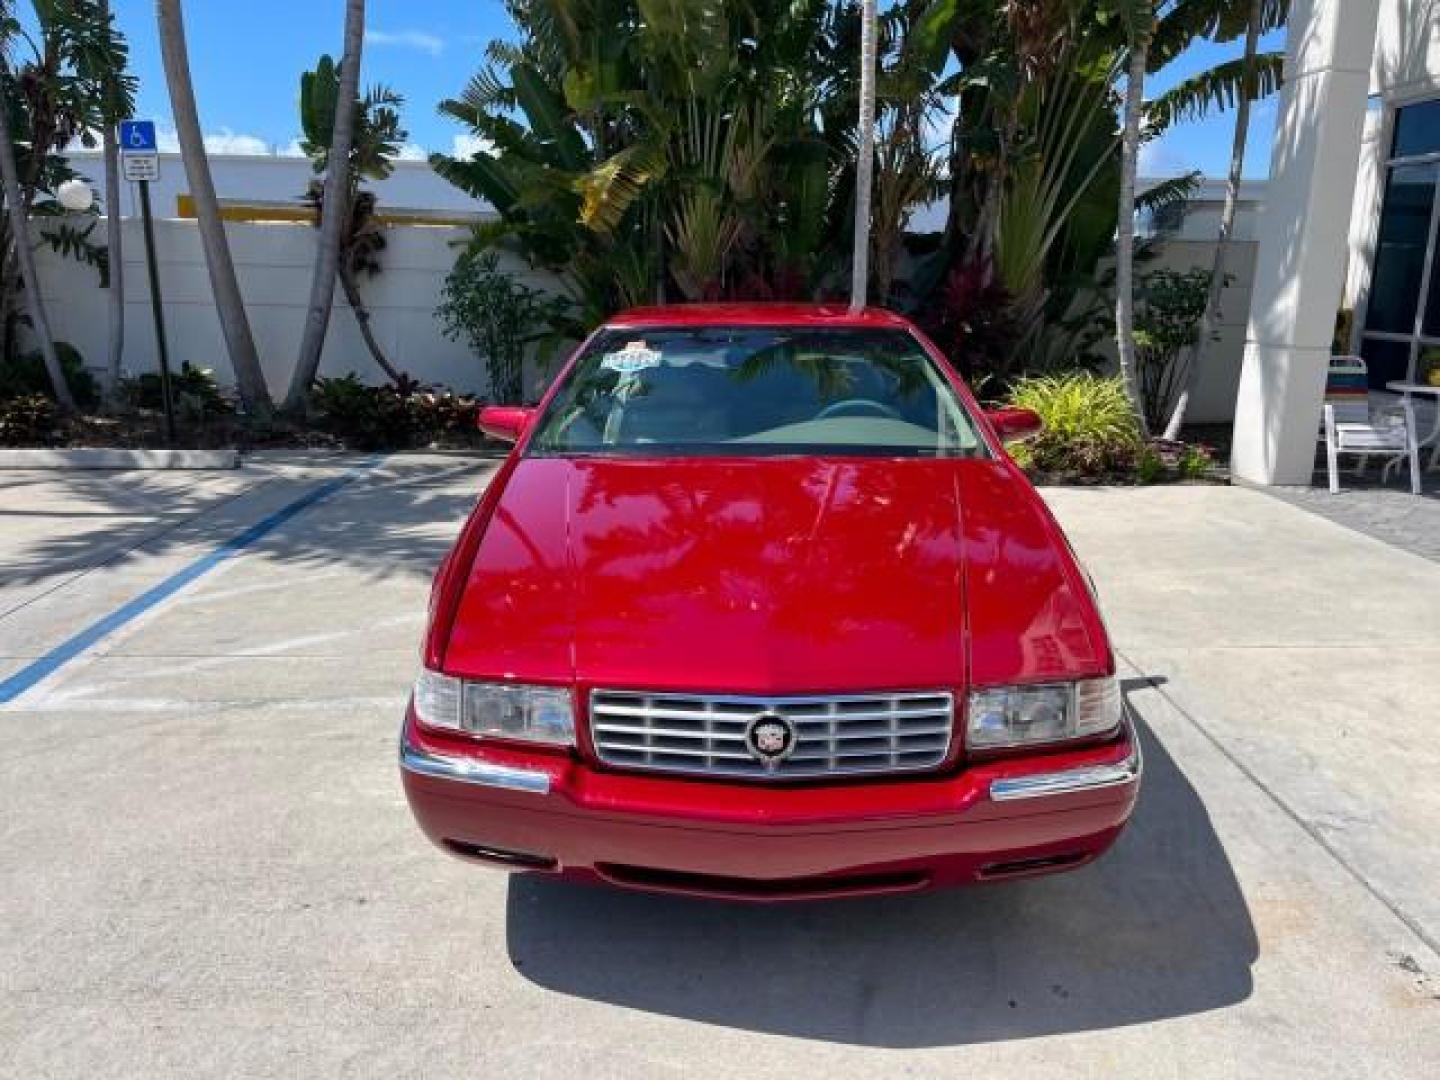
[504,679,1256,1047]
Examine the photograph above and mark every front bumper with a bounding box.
[399,709,1141,900]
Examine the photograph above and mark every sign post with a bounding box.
[120,120,174,444]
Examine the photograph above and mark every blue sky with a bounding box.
[1142,28,1288,178]
[105,1,1283,178]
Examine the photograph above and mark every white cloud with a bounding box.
[203,129,270,155]
[279,138,309,158]
[366,29,444,56]
[1138,137,1199,179]
[450,133,494,160]
[396,143,429,162]
[152,123,271,156]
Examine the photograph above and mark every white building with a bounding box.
[65,150,484,224]
[1233,0,1440,484]
[35,153,552,399]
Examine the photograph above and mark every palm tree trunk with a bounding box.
[849,0,878,313]
[285,0,364,413]
[0,62,75,412]
[338,265,404,385]
[101,0,126,404]
[156,0,271,414]
[1161,0,1261,441]
[1114,31,1151,436]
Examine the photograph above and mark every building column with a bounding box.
[1231,0,1382,486]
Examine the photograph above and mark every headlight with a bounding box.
[413,671,575,746]
[966,677,1121,750]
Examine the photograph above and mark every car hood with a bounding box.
[443,457,1107,692]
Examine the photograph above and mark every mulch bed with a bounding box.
[40,410,504,454]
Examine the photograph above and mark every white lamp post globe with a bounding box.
[56,178,94,213]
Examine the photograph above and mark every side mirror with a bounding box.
[478,406,535,443]
[985,407,1044,446]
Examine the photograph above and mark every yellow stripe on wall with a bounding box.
[174,194,479,227]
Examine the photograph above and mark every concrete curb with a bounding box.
[0,448,241,470]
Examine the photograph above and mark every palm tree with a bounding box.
[286,0,364,414]
[307,183,405,385]
[850,0,879,311]
[1114,3,1154,434]
[155,0,271,414]
[1160,0,1274,439]
[0,5,74,411]
[99,0,126,402]
[432,1,861,322]
[290,57,408,386]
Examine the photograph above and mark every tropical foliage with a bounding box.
[2,0,1289,462]
[436,251,567,403]
[294,54,411,387]
[0,0,135,406]
[436,0,1286,399]
[0,390,55,443]
[1133,265,1212,431]
[1006,371,1143,475]
[431,0,866,334]
[311,372,483,450]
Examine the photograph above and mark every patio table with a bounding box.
[1386,381,1440,471]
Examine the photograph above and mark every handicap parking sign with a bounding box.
[119,120,158,153]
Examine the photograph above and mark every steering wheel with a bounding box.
[814,397,903,421]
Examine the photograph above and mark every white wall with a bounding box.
[1097,184,1265,424]
[1089,238,1260,425]
[34,215,560,400]
[35,153,1267,418]
[63,151,485,222]
[1148,240,1260,424]
[1374,0,1440,100]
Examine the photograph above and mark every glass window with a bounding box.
[1364,164,1436,333]
[1426,248,1440,337]
[529,327,986,459]
[1360,338,1411,390]
[1392,99,1440,159]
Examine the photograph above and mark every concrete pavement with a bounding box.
[0,458,1436,1078]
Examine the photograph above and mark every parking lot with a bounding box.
[2,455,1437,1078]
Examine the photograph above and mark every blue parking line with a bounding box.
[0,456,384,705]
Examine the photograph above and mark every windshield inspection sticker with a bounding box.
[601,342,662,374]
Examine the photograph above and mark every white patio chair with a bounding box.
[1321,356,1421,496]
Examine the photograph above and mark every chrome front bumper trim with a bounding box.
[988,741,1142,802]
[400,729,551,794]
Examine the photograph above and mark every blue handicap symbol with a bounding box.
[120,120,158,153]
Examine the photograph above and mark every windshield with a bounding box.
[528,327,986,458]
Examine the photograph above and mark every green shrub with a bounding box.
[1176,444,1212,480]
[124,363,232,419]
[409,386,481,437]
[436,251,569,403]
[311,374,481,449]
[1134,268,1214,432]
[0,342,99,409]
[1135,446,1165,485]
[0,394,59,446]
[312,373,412,449]
[1006,374,1143,476]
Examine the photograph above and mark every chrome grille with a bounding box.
[589,690,954,780]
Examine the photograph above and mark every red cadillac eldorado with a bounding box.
[400,303,1140,901]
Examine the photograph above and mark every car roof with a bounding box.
[604,302,916,331]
